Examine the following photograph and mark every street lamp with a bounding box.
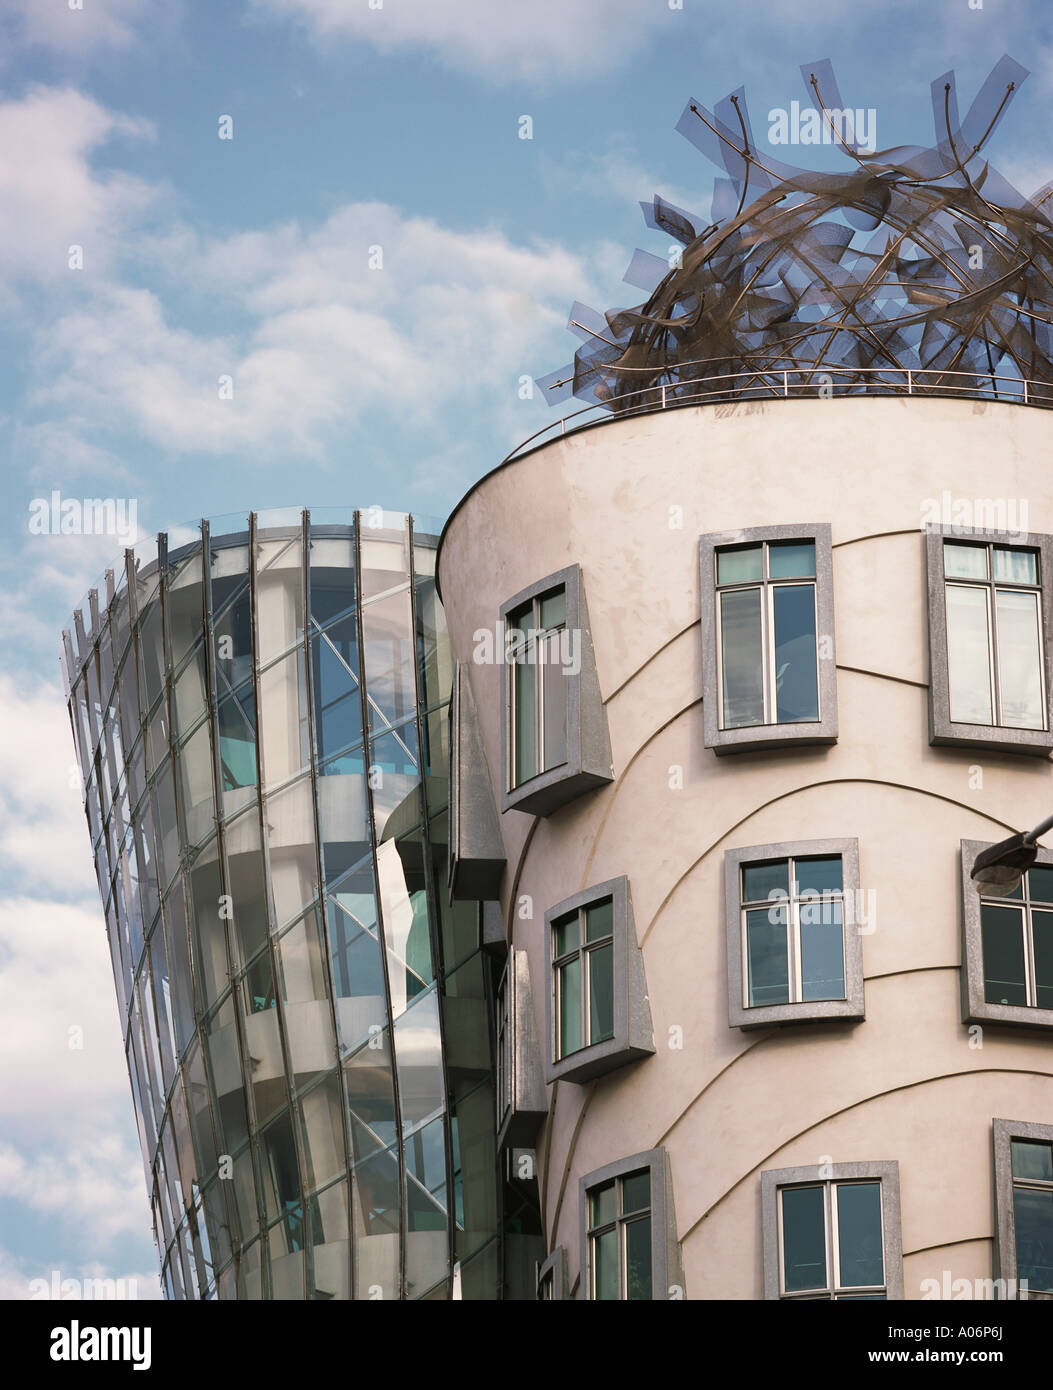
[970,812,1053,895]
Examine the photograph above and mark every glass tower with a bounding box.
[62,509,500,1299]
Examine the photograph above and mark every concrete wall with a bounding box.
[438,396,1053,1299]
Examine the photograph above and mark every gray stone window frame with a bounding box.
[536,1247,568,1301]
[724,838,865,1030]
[699,522,838,754]
[993,1117,1053,1299]
[499,564,613,817]
[495,947,547,1150]
[762,1160,904,1300]
[960,840,1053,1031]
[578,1148,684,1301]
[544,875,654,1085]
[925,525,1053,755]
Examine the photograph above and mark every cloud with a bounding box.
[1,0,160,59]
[0,1138,150,1246]
[0,1246,161,1301]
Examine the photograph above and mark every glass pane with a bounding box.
[719,587,764,728]
[559,958,581,1056]
[716,545,762,585]
[981,905,1028,1006]
[625,1216,652,1300]
[944,542,988,580]
[585,898,614,942]
[513,653,536,785]
[794,856,842,896]
[1012,1140,1053,1181]
[801,900,845,1001]
[593,1228,618,1300]
[768,540,815,579]
[782,1185,826,1291]
[1033,911,1053,1010]
[1028,867,1053,904]
[742,860,789,903]
[539,589,566,629]
[836,1182,884,1288]
[589,1181,616,1228]
[946,585,993,724]
[553,912,579,957]
[995,589,1044,729]
[541,631,568,771]
[588,942,614,1045]
[746,906,789,1006]
[772,584,819,723]
[993,547,1037,585]
[1012,1188,1053,1293]
[621,1169,651,1214]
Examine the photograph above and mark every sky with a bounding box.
[1,0,1052,1301]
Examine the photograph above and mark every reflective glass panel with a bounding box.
[801,900,845,1001]
[717,545,762,584]
[747,905,789,1006]
[743,860,789,903]
[1012,1140,1053,1181]
[769,541,815,579]
[981,904,1028,1005]
[944,543,988,580]
[946,585,994,724]
[794,856,843,896]
[720,587,764,728]
[625,1216,652,1300]
[836,1182,883,1288]
[1012,1188,1053,1292]
[588,941,614,1044]
[993,548,1037,585]
[995,589,1044,729]
[1033,911,1053,1010]
[559,957,581,1056]
[772,584,819,722]
[782,1185,826,1291]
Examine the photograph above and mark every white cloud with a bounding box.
[0,1137,150,1246]
[1,0,162,58]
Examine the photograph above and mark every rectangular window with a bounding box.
[777,1179,887,1299]
[553,896,615,1060]
[716,539,819,730]
[993,1120,1053,1299]
[943,540,1045,730]
[740,855,846,1009]
[507,586,567,788]
[586,1167,653,1300]
[962,843,1053,1027]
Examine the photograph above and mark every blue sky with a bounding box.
[1,0,1051,1300]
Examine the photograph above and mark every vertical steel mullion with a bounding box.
[764,581,775,725]
[406,515,458,1299]
[827,1182,838,1297]
[988,553,1004,724]
[353,512,407,1300]
[300,511,358,1302]
[1022,881,1036,1009]
[789,858,802,1003]
[741,905,750,1010]
[534,597,544,776]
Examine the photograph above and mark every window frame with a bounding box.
[700,523,838,754]
[926,525,1053,754]
[762,1160,903,1300]
[578,1149,682,1301]
[495,947,547,1149]
[724,838,865,1029]
[960,840,1053,1030]
[993,1118,1053,1299]
[536,1246,568,1301]
[499,565,613,817]
[544,876,654,1085]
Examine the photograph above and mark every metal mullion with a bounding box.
[534,597,545,776]
[580,908,590,1048]
[827,1182,838,1297]
[741,906,751,1010]
[1022,880,1037,1008]
[764,581,776,725]
[300,512,358,1302]
[352,510,407,1301]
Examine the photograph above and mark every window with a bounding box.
[499,566,613,816]
[495,949,546,1149]
[762,1162,903,1300]
[724,839,865,1029]
[447,663,505,900]
[579,1150,683,1301]
[960,841,1053,1029]
[536,1247,568,1301]
[544,877,653,1084]
[700,524,837,753]
[927,527,1053,754]
[993,1120,1053,1299]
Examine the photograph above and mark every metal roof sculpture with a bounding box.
[537,57,1053,413]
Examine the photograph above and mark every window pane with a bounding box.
[801,900,845,1001]
[772,584,819,723]
[588,942,614,1045]
[746,906,789,1006]
[513,654,536,784]
[946,585,993,724]
[553,912,579,956]
[1033,911,1053,1010]
[742,860,789,903]
[769,541,815,579]
[593,1228,619,1300]
[559,958,581,1056]
[1028,867,1053,904]
[995,589,1044,729]
[1013,1188,1053,1293]
[1012,1140,1053,1181]
[782,1185,826,1291]
[541,632,568,770]
[589,1180,616,1228]
[720,588,764,728]
[794,856,843,896]
[621,1170,650,1214]
[539,589,566,630]
[625,1216,653,1300]
[981,904,1028,1005]
[717,545,762,584]
[993,548,1037,585]
[585,898,613,942]
[836,1182,884,1288]
[944,542,988,580]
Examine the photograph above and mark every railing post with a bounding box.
[1024,378,1029,406]
[907,369,912,395]
[661,383,667,409]
[783,371,788,397]
[560,417,566,434]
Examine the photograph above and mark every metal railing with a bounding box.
[504,365,1053,464]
